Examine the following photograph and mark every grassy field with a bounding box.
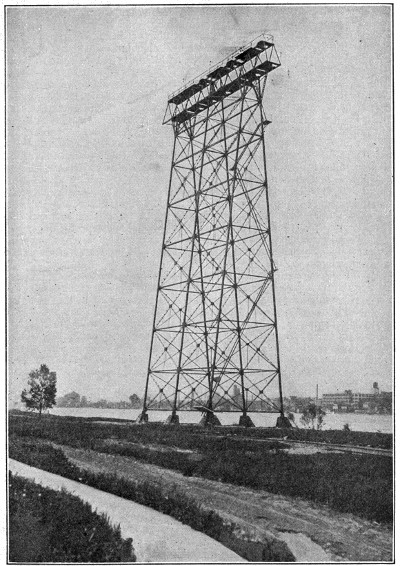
[9,413,393,524]
[92,442,393,523]
[9,436,294,562]
[9,437,232,536]
[9,473,136,562]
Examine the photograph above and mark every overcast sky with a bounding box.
[7,5,392,402]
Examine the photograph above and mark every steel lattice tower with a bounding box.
[139,36,288,427]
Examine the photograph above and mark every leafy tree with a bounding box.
[300,403,326,430]
[129,394,141,408]
[21,365,57,417]
[57,391,81,408]
[369,392,392,414]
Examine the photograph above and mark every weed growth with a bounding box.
[9,473,136,562]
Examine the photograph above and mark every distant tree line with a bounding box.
[19,364,143,416]
[57,391,142,409]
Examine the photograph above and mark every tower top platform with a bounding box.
[164,33,281,125]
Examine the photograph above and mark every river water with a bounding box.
[50,407,393,433]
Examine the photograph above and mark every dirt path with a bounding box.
[59,444,392,562]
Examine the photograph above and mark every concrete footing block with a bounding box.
[238,415,255,427]
[135,412,149,424]
[275,415,293,428]
[199,412,221,426]
[164,413,180,425]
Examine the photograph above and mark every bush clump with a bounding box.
[8,473,136,562]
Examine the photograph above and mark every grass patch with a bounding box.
[9,436,229,537]
[104,440,392,524]
[9,413,393,525]
[10,430,393,525]
[8,473,136,562]
[193,449,392,524]
[10,437,294,562]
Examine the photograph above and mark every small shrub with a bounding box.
[300,404,326,430]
